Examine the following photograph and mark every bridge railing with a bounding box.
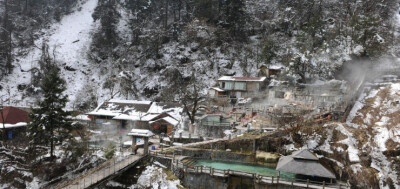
[174,161,349,189]
[56,148,141,189]
[149,150,175,158]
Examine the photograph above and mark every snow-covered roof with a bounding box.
[147,102,182,114]
[87,99,153,117]
[74,114,91,121]
[2,122,28,129]
[260,64,284,70]
[218,76,266,82]
[109,99,152,105]
[128,129,154,137]
[113,112,160,122]
[88,99,183,124]
[209,87,224,92]
[268,65,284,70]
[150,116,180,126]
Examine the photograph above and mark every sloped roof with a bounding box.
[147,102,182,114]
[276,150,335,179]
[209,87,224,92]
[260,64,284,70]
[218,76,266,82]
[127,129,154,137]
[0,107,30,124]
[87,99,153,117]
[149,116,179,126]
[292,149,319,160]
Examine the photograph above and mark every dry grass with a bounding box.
[331,129,347,142]
[385,139,398,152]
[388,110,400,126]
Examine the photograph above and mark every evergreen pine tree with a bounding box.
[28,64,72,158]
[92,0,120,57]
[223,0,246,40]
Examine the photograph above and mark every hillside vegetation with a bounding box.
[0,0,398,109]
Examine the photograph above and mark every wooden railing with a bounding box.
[170,160,350,189]
[56,148,145,189]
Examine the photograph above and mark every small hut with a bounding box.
[276,149,336,182]
[127,129,154,155]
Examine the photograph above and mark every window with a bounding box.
[224,82,234,90]
[234,82,246,90]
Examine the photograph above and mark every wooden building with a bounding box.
[259,64,283,78]
[0,106,30,140]
[87,99,182,135]
[215,76,267,98]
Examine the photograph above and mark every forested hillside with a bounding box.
[0,0,398,109]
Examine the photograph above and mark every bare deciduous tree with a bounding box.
[178,73,205,124]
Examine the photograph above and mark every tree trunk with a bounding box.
[164,0,168,29]
[178,0,181,21]
[6,30,12,74]
[50,138,54,157]
[3,0,12,75]
[25,0,28,14]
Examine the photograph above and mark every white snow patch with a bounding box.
[336,124,360,163]
[1,0,99,108]
[130,165,182,189]
[373,127,389,151]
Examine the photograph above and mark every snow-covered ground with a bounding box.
[129,164,182,189]
[0,0,99,108]
[343,76,400,188]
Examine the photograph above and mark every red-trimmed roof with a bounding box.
[0,107,30,124]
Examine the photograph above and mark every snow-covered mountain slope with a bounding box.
[290,76,400,188]
[346,79,400,188]
[0,0,99,108]
[0,0,399,111]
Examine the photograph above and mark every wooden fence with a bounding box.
[167,159,350,189]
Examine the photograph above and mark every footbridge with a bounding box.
[56,149,146,189]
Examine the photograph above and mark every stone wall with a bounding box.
[182,172,308,189]
[195,124,231,138]
[151,156,172,169]
[183,172,229,189]
[172,137,203,144]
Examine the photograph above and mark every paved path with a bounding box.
[59,149,145,189]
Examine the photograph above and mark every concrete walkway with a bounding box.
[59,149,145,189]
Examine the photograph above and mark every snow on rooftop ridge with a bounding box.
[128,129,154,137]
[268,64,284,69]
[210,87,224,92]
[109,99,152,105]
[149,116,180,126]
[260,63,284,69]
[218,76,266,82]
[3,122,28,129]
